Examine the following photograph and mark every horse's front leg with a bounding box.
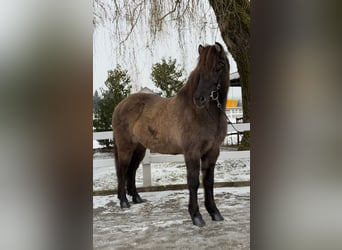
[184,153,205,227]
[201,148,224,221]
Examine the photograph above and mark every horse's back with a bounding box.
[113,93,164,122]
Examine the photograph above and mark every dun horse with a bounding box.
[112,42,230,227]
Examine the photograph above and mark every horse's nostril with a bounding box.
[200,96,206,103]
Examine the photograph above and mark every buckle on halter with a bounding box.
[210,90,219,101]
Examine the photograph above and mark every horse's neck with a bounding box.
[174,80,193,105]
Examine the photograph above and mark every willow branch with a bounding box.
[158,0,181,23]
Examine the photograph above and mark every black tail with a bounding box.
[113,136,119,173]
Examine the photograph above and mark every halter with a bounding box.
[207,80,244,134]
[209,81,222,109]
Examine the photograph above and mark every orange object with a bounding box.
[226,99,237,108]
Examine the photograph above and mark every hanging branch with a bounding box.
[119,1,144,45]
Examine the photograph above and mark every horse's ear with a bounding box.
[215,42,222,53]
[198,44,204,55]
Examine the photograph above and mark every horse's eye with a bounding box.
[215,60,225,72]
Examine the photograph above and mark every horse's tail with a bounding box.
[113,134,119,172]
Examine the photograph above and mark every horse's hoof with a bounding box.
[192,216,206,227]
[132,195,144,204]
[211,212,224,221]
[120,201,130,209]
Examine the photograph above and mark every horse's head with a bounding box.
[193,42,229,109]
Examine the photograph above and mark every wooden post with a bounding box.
[142,149,152,187]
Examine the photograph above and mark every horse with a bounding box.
[112,42,230,227]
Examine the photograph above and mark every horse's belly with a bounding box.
[150,143,182,155]
[141,137,183,154]
[133,125,182,154]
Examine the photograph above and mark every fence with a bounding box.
[93,123,250,187]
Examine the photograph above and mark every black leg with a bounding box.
[116,150,133,209]
[201,149,224,221]
[117,163,130,208]
[127,144,146,204]
[185,153,205,227]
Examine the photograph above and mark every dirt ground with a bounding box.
[93,187,250,249]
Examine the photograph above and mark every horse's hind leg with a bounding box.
[201,148,224,221]
[127,143,146,203]
[114,144,134,209]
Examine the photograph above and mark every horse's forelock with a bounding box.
[196,45,224,74]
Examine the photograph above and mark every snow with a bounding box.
[93,187,250,249]
[93,151,250,249]
[93,140,101,149]
[93,186,249,209]
[93,152,250,192]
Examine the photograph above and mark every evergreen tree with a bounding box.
[93,65,132,148]
[151,57,185,97]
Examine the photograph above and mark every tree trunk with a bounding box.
[208,0,250,149]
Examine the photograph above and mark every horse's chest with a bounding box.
[189,121,226,153]
[199,131,220,150]
[203,121,226,138]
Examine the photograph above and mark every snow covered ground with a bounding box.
[93,152,250,192]
[93,151,250,249]
[93,187,250,249]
